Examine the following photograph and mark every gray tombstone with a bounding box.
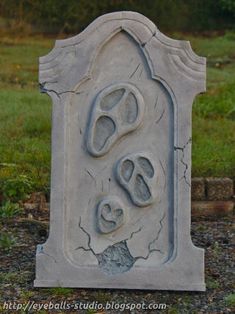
[35,12,206,290]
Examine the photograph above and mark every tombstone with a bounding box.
[35,12,206,290]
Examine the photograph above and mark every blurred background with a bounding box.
[0,0,235,34]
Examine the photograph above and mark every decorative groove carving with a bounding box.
[169,54,205,81]
[39,12,205,99]
[155,31,205,65]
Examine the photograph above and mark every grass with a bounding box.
[0,271,30,286]
[0,201,22,218]
[186,31,235,177]
[44,287,74,297]
[0,31,234,193]
[0,34,54,192]
[0,35,53,89]
[0,232,16,250]
[206,276,220,289]
[224,293,235,307]
[185,31,235,60]
[0,90,51,190]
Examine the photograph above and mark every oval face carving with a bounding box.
[115,153,157,207]
[97,197,125,234]
[86,83,145,157]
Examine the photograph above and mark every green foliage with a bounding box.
[167,308,179,314]
[0,0,234,33]
[194,82,235,118]
[189,31,235,177]
[0,35,51,195]
[220,0,235,16]
[181,295,192,306]
[20,290,35,299]
[45,287,74,297]
[0,272,19,283]
[192,117,235,177]
[0,232,16,250]
[211,241,221,256]
[2,175,33,202]
[0,271,29,285]
[190,36,235,62]
[0,35,52,89]
[224,293,235,306]
[206,277,220,289]
[0,201,22,218]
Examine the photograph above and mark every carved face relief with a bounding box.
[115,153,156,207]
[97,197,125,234]
[86,83,145,157]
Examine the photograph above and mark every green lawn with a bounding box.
[0,32,234,193]
[0,35,53,191]
[188,32,235,177]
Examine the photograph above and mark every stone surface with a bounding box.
[206,178,234,201]
[35,12,206,290]
[191,177,206,201]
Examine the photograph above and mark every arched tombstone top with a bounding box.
[39,11,206,100]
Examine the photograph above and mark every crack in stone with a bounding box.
[129,63,141,78]
[159,159,167,191]
[37,245,57,263]
[125,227,142,241]
[134,212,165,261]
[39,82,81,99]
[75,214,164,275]
[154,95,159,109]
[139,67,143,78]
[39,83,60,99]
[174,138,191,187]
[155,108,165,124]
[75,217,142,274]
[85,169,96,186]
[75,217,97,256]
[141,29,157,47]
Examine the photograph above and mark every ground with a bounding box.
[0,199,234,314]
